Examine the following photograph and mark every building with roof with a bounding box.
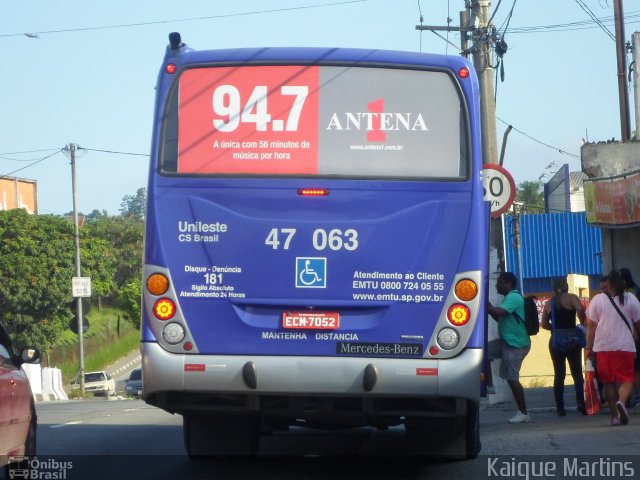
[581,141,640,277]
[503,211,602,297]
[543,164,587,213]
[502,164,602,297]
[0,176,38,213]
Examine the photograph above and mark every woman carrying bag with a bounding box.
[586,271,640,426]
[541,278,587,416]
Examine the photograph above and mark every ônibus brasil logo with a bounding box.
[325,98,428,142]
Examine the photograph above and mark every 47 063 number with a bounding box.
[265,228,358,251]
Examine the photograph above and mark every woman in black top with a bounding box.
[541,278,587,416]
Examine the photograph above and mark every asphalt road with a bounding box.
[1,389,637,480]
[10,348,640,480]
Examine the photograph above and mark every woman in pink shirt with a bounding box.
[586,271,640,426]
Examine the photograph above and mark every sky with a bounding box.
[1,0,638,215]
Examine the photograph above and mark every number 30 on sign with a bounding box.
[482,164,516,218]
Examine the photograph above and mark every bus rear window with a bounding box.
[161,65,468,179]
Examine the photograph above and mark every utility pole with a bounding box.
[460,7,470,58]
[471,0,499,166]
[414,1,499,165]
[466,1,507,282]
[415,3,503,270]
[467,1,509,403]
[512,203,525,294]
[614,0,631,141]
[67,143,85,396]
[633,32,640,134]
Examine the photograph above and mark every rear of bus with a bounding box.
[142,34,487,459]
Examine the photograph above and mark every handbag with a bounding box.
[551,298,586,353]
[584,359,601,415]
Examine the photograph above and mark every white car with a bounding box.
[72,371,115,397]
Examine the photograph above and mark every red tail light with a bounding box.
[153,298,176,320]
[298,188,329,196]
[447,304,471,326]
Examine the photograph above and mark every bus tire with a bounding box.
[405,400,480,460]
[465,402,481,459]
[183,414,260,458]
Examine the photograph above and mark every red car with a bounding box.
[0,321,40,472]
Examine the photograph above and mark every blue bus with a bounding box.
[142,32,488,459]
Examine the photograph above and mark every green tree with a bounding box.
[79,233,117,300]
[0,190,146,349]
[0,210,75,350]
[119,187,146,219]
[119,277,142,324]
[86,209,109,222]
[85,215,143,290]
[83,211,143,322]
[516,180,545,213]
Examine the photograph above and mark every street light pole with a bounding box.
[67,143,85,396]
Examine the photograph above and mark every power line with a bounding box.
[0,150,62,179]
[0,145,148,180]
[573,0,616,41]
[79,147,148,157]
[0,148,61,156]
[0,0,373,38]
[496,116,580,159]
[506,9,640,34]
[0,154,54,162]
[488,0,504,24]
[0,147,62,162]
[497,0,518,35]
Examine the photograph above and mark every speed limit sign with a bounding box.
[482,164,516,218]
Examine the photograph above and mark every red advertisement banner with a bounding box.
[177,66,319,174]
[593,181,614,224]
[586,171,640,225]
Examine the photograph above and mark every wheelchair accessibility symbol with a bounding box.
[296,257,327,288]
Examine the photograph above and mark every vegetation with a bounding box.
[119,187,146,219]
[515,180,545,213]
[0,191,145,366]
[49,307,140,381]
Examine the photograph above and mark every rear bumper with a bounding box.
[142,342,481,416]
[72,385,111,396]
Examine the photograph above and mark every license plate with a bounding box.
[282,311,340,330]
